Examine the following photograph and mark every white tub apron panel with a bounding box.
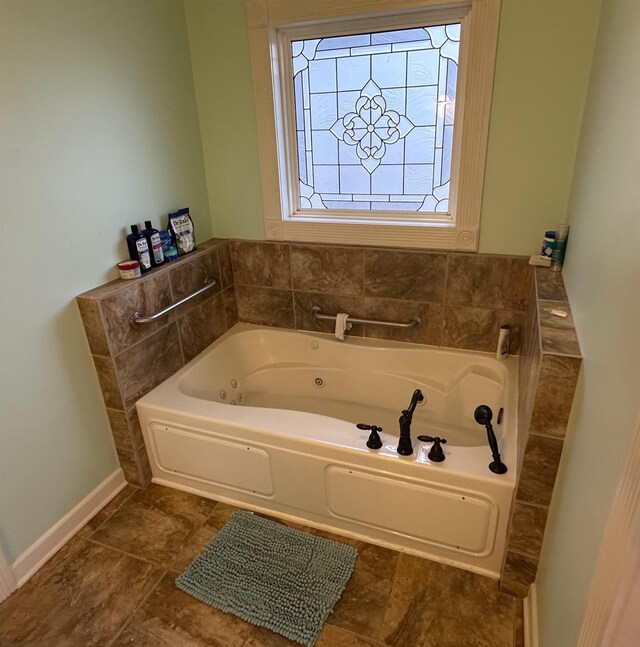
[325,466,496,555]
[137,324,519,578]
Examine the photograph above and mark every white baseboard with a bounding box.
[524,583,539,647]
[0,548,18,603]
[10,468,126,588]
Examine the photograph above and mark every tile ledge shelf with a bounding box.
[78,238,228,301]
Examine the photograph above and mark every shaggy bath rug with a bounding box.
[175,510,357,646]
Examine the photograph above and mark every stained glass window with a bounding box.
[291,25,460,213]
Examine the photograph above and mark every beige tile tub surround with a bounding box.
[500,267,583,598]
[230,240,532,353]
[77,239,235,487]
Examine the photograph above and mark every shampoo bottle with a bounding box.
[126,225,152,273]
[141,220,164,267]
[497,324,510,360]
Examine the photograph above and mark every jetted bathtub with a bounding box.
[137,323,518,577]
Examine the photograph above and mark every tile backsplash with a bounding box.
[78,238,581,601]
[77,239,236,486]
[231,240,532,354]
[501,266,582,598]
[78,238,533,489]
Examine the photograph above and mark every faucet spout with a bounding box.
[397,389,424,456]
[406,389,425,415]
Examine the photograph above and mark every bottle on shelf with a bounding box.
[141,220,164,268]
[126,224,152,273]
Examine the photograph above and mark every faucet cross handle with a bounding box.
[417,435,447,462]
[356,423,383,450]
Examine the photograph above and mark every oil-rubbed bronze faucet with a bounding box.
[397,389,424,456]
[474,405,508,474]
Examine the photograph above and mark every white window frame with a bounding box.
[246,0,501,251]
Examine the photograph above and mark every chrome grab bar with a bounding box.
[130,279,216,328]
[311,306,422,329]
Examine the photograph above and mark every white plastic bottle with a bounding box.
[497,324,510,359]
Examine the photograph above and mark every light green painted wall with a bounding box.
[480,0,601,254]
[535,0,640,644]
[184,0,601,255]
[185,0,263,239]
[0,0,211,562]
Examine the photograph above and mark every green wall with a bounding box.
[0,0,210,562]
[535,0,640,643]
[185,0,601,255]
[185,0,263,240]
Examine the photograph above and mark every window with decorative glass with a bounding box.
[246,0,500,250]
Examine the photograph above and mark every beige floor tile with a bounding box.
[90,483,216,566]
[76,484,137,538]
[171,502,240,572]
[0,539,163,647]
[111,572,251,647]
[0,485,519,647]
[243,622,386,647]
[380,554,515,647]
[313,531,398,641]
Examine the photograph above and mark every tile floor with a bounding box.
[0,484,524,647]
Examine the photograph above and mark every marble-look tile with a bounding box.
[171,502,238,572]
[516,434,564,506]
[111,572,251,647]
[514,599,525,647]
[178,293,228,362]
[169,248,222,318]
[517,283,542,448]
[77,485,137,538]
[77,297,110,355]
[245,624,386,647]
[197,237,228,249]
[127,406,145,449]
[311,531,399,640]
[538,300,581,356]
[293,291,366,337]
[235,285,295,328]
[0,539,163,647]
[91,484,216,566]
[231,241,291,289]
[136,444,153,486]
[100,271,173,356]
[116,447,143,487]
[92,355,124,409]
[364,249,447,302]
[78,277,131,300]
[534,267,568,300]
[290,244,364,296]
[363,298,444,346]
[218,241,234,289]
[447,255,531,311]
[443,306,524,354]
[529,354,582,438]
[223,286,239,328]
[114,323,184,410]
[381,554,515,647]
[107,408,134,452]
[508,502,548,557]
[500,552,538,599]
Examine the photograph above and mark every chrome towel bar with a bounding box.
[311,306,422,329]
[130,279,216,328]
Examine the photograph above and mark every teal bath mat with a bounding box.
[175,510,357,646]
